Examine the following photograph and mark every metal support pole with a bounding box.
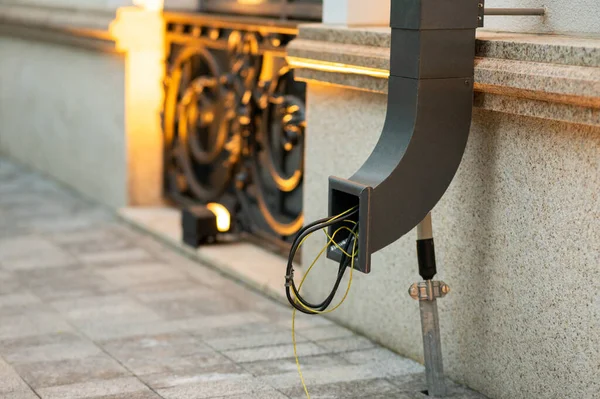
[409,213,449,397]
[418,281,446,397]
[485,8,546,16]
[478,2,546,27]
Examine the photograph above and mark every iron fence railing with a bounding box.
[200,0,322,21]
[162,12,308,250]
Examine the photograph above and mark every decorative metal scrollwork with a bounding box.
[249,67,305,237]
[163,20,306,247]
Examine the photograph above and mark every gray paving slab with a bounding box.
[259,364,387,392]
[0,392,40,399]
[0,236,66,260]
[0,271,24,296]
[295,325,354,341]
[35,377,150,399]
[156,377,274,399]
[139,363,249,390]
[282,378,402,399]
[146,295,250,320]
[239,354,349,377]
[77,248,154,265]
[175,312,271,335]
[94,263,190,288]
[189,321,287,341]
[223,342,331,363]
[87,392,163,399]
[0,236,76,271]
[3,340,103,364]
[76,319,182,342]
[0,358,31,394]
[205,331,309,352]
[50,294,162,325]
[0,292,40,308]
[315,335,377,353]
[207,392,289,399]
[100,333,226,375]
[48,226,132,247]
[13,354,130,389]
[0,159,486,399]
[0,332,86,353]
[275,314,336,330]
[0,312,75,340]
[133,285,220,303]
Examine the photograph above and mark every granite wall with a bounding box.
[323,0,600,35]
[301,83,600,399]
[483,0,600,35]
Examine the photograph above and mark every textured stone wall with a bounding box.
[483,0,600,35]
[301,83,600,399]
[323,0,600,35]
[0,0,131,11]
[0,37,127,208]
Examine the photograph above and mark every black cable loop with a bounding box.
[285,214,359,314]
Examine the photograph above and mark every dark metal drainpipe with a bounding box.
[325,0,544,395]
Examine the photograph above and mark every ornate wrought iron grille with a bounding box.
[163,12,306,250]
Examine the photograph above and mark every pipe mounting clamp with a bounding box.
[409,280,450,301]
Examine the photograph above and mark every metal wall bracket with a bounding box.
[479,1,546,27]
[409,280,450,301]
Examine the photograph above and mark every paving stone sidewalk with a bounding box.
[0,159,485,399]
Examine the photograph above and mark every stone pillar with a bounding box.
[110,7,166,206]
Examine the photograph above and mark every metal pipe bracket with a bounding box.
[409,280,450,301]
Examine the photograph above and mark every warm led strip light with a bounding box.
[286,56,390,79]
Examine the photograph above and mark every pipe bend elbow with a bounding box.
[369,75,474,250]
[329,76,473,273]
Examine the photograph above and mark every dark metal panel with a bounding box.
[390,29,476,78]
[391,0,480,30]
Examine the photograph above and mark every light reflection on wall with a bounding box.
[110,6,166,205]
[238,0,266,5]
[132,0,164,11]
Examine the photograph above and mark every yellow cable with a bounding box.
[293,229,357,315]
[323,225,356,258]
[291,217,358,399]
[293,207,356,252]
[289,206,359,392]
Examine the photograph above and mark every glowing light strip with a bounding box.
[286,56,390,79]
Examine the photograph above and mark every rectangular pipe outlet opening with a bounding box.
[327,189,360,264]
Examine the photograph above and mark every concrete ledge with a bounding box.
[0,2,116,52]
[288,24,600,127]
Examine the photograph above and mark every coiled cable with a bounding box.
[285,207,359,399]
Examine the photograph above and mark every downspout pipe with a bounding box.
[327,0,479,273]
